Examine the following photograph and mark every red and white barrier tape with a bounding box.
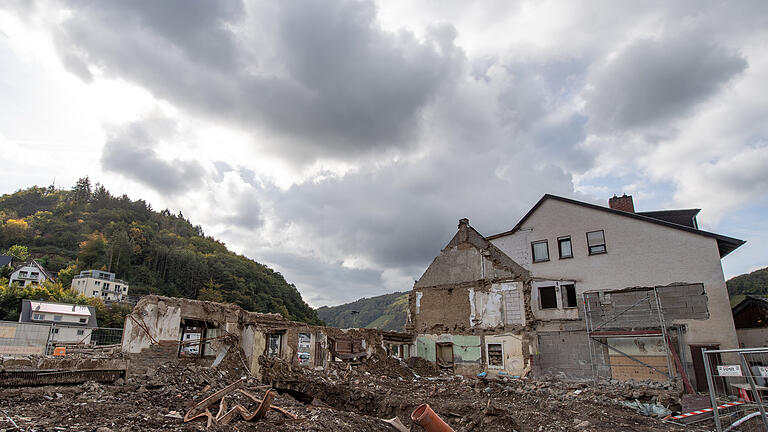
[669,401,744,420]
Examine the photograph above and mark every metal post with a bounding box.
[583,292,597,379]
[653,287,674,382]
[738,352,768,430]
[702,349,722,432]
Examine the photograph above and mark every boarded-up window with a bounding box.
[335,338,362,354]
[487,343,503,367]
[540,286,558,309]
[503,286,523,324]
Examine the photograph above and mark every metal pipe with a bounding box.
[702,349,722,432]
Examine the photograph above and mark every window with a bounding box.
[30,272,39,278]
[53,315,62,321]
[558,236,573,259]
[19,271,28,277]
[95,281,100,286]
[92,291,98,296]
[487,343,503,367]
[562,284,577,308]
[586,230,606,255]
[123,287,127,291]
[539,286,558,309]
[531,240,550,262]
[79,318,87,323]
[77,329,85,335]
[267,334,282,357]
[103,283,110,289]
[52,328,59,334]
[33,313,44,320]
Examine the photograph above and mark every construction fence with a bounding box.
[0,320,123,356]
[702,347,768,432]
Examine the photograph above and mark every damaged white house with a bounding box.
[409,194,745,391]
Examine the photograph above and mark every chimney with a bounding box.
[458,218,469,243]
[609,194,635,213]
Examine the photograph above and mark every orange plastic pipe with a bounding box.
[411,404,455,432]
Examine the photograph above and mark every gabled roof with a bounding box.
[732,295,768,316]
[13,259,56,281]
[486,194,745,258]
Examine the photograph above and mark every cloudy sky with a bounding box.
[1,1,766,306]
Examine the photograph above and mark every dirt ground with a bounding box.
[0,355,715,432]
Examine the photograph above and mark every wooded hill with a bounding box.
[727,266,768,306]
[316,291,408,331]
[0,179,320,324]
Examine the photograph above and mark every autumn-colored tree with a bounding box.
[78,232,108,269]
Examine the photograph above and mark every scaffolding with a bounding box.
[583,287,692,391]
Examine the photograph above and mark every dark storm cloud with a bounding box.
[101,119,205,194]
[266,148,574,270]
[586,35,747,130]
[53,0,464,161]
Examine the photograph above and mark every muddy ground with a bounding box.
[0,355,715,431]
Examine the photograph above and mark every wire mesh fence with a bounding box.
[0,321,52,355]
[703,347,768,432]
[0,320,123,356]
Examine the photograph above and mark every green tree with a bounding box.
[5,244,30,261]
[57,264,78,289]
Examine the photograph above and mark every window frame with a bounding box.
[586,230,607,255]
[531,240,550,263]
[539,286,558,309]
[561,284,578,308]
[557,236,573,259]
[486,342,504,368]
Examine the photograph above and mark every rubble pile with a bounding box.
[0,355,713,431]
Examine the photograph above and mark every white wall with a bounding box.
[490,198,738,352]
[72,277,129,301]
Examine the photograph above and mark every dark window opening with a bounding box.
[539,286,558,309]
[531,240,550,262]
[436,342,454,369]
[587,230,606,255]
[487,343,503,367]
[558,236,573,259]
[562,284,577,308]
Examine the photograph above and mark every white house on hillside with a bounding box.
[8,260,55,287]
[71,270,129,302]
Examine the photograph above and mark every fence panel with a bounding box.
[703,347,768,431]
[0,321,123,356]
[0,321,52,355]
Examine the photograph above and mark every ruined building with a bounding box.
[122,295,412,379]
[409,194,745,391]
[407,218,533,376]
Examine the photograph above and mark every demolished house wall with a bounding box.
[410,219,533,377]
[122,295,403,380]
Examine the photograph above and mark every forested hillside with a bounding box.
[0,179,320,324]
[728,266,768,306]
[316,291,408,331]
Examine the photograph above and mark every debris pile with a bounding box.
[0,354,714,431]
